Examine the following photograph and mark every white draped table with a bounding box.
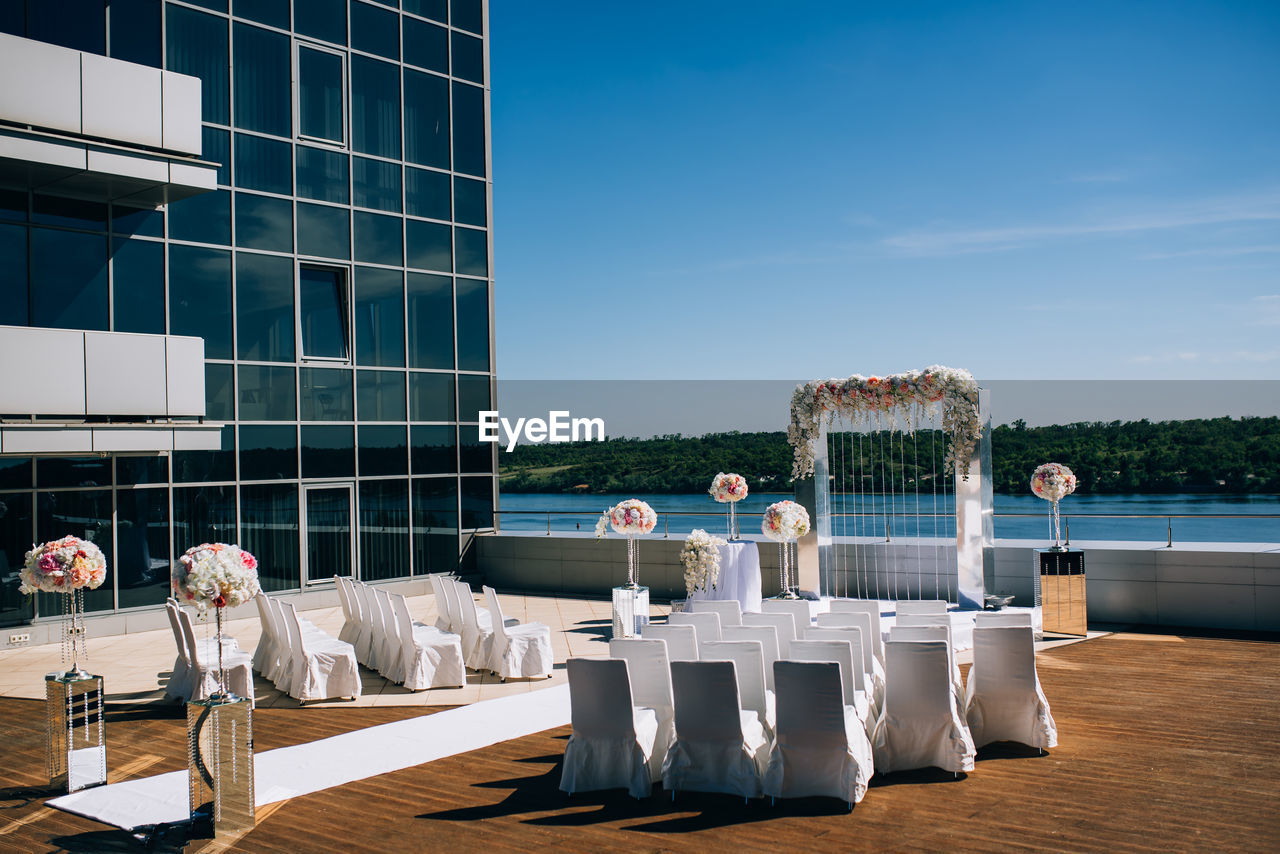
[687,540,762,614]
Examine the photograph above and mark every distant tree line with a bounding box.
[498,417,1280,495]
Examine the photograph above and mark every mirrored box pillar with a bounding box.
[188,695,255,836]
[46,672,107,792]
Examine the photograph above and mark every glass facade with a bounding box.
[0,0,494,627]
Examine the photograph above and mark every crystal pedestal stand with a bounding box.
[188,694,255,837]
[45,672,106,792]
[774,541,799,599]
[612,585,650,639]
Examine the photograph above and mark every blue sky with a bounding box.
[489,1,1280,382]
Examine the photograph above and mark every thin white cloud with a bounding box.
[1140,245,1280,261]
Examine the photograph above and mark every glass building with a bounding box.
[0,0,495,629]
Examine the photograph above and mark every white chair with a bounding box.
[252,593,284,683]
[163,602,193,701]
[352,581,381,670]
[896,599,949,616]
[668,611,722,650]
[788,638,872,729]
[743,612,797,658]
[560,658,658,800]
[663,660,768,801]
[815,611,884,699]
[764,661,874,807]
[702,639,775,737]
[483,586,554,680]
[688,599,743,627]
[802,628,876,709]
[872,640,975,774]
[889,625,964,706]
[895,613,951,629]
[335,576,361,647]
[761,599,812,639]
[610,637,675,781]
[828,599,886,663]
[428,574,455,631]
[975,611,1033,628]
[640,623,699,662]
[280,600,362,702]
[965,626,1057,750]
[391,592,466,690]
[177,607,254,704]
[455,579,494,670]
[722,625,780,691]
[374,588,406,683]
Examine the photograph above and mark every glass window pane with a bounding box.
[235,193,293,253]
[351,0,399,59]
[300,267,349,358]
[403,17,447,73]
[0,492,33,625]
[297,146,350,204]
[233,0,289,29]
[301,368,354,420]
[36,489,113,613]
[0,188,26,222]
[170,189,231,245]
[115,487,170,609]
[359,425,407,476]
[412,476,455,575]
[409,372,454,421]
[411,424,454,474]
[451,31,483,84]
[173,486,237,558]
[240,482,299,592]
[459,429,491,473]
[201,127,231,186]
[234,133,292,194]
[298,47,345,143]
[297,203,351,260]
[351,56,401,159]
[183,0,229,11]
[404,0,446,23]
[450,0,483,34]
[206,363,235,420]
[358,479,409,580]
[353,211,402,266]
[353,157,401,212]
[236,252,295,361]
[173,425,236,483]
[0,222,28,326]
[233,22,291,136]
[33,195,106,230]
[404,69,449,169]
[112,203,164,237]
[238,365,297,420]
[461,476,493,529]
[116,455,169,486]
[453,177,486,226]
[301,424,355,478]
[451,82,486,177]
[29,0,105,54]
[296,0,347,44]
[37,456,112,489]
[406,219,451,272]
[357,370,406,421]
[166,5,229,125]
[455,227,487,277]
[0,457,33,490]
[407,273,453,369]
[455,277,489,371]
[110,0,162,67]
[30,229,108,331]
[405,168,449,220]
[239,424,298,480]
[354,266,405,366]
[111,238,165,334]
[456,373,490,423]
[170,246,232,359]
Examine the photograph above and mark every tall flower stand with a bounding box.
[612,586,649,639]
[45,671,106,792]
[188,694,255,837]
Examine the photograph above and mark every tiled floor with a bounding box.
[0,590,667,709]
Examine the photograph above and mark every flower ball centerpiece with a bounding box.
[21,536,108,677]
[595,499,656,588]
[709,473,748,539]
[1031,463,1077,550]
[762,500,810,599]
[175,543,260,699]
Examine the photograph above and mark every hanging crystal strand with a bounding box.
[777,542,786,597]
[216,607,226,698]
[1052,500,1062,548]
[61,592,70,672]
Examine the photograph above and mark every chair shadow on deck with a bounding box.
[869,767,969,788]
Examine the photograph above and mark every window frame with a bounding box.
[294,40,350,149]
[296,261,354,364]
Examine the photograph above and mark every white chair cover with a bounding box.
[702,640,775,736]
[335,576,360,647]
[872,640,975,774]
[721,625,780,691]
[828,599,886,665]
[889,625,964,706]
[352,581,380,670]
[265,595,299,693]
[761,599,814,640]
[609,637,674,780]
[252,593,283,682]
[483,586,554,679]
[454,579,495,671]
[965,626,1057,749]
[280,600,362,702]
[668,611,722,648]
[896,600,949,615]
[814,612,885,700]
[764,661,873,805]
[895,613,951,628]
[663,660,768,799]
[788,638,872,728]
[975,611,1033,627]
[374,589,405,683]
[177,607,254,703]
[391,592,466,690]
[428,574,454,631]
[688,599,743,627]
[560,658,658,800]
[640,623,698,661]
[163,602,193,701]
[742,612,797,658]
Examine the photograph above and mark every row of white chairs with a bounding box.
[254,591,362,702]
[428,575,554,680]
[335,576,466,690]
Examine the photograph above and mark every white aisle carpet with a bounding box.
[49,684,570,831]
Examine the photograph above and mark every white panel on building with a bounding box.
[81,52,164,149]
[161,71,203,155]
[0,428,93,454]
[0,326,87,415]
[0,33,82,136]
[165,336,207,417]
[84,332,168,415]
[92,430,175,452]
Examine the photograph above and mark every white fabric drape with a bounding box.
[686,541,763,614]
[811,615,885,705]
[335,576,361,647]
[280,600,362,702]
[895,599,949,616]
[668,611,722,650]
[889,625,965,709]
[483,586,554,680]
[761,600,814,641]
[721,625,780,691]
[872,640,975,774]
[827,599,886,666]
[687,599,743,628]
[742,613,797,658]
[609,637,675,781]
[662,660,768,799]
[391,592,466,691]
[560,658,657,800]
[788,638,872,731]
[702,640,776,738]
[454,580,496,671]
[175,606,254,704]
[639,624,699,662]
[965,625,1057,750]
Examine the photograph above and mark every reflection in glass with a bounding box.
[111,238,165,334]
[173,485,236,557]
[454,227,488,277]
[166,5,229,125]
[411,424,455,474]
[403,17,447,73]
[235,193,293,253]
[301,368,354,421]
[456,373,491,423]
[170,246,232,359]
[451,0,484,34]
[300,267,349,358]
[412,476,456,577]
[451,31,484,84]
[453,177,486,227]
[406,168,450,221]
[169,189,231,245]
[459,429,493,473]
[234,134,292,195]
[111,0,162,67]
[306,487,352,582]
[354,267,405,366]
[299,47,345,143]
[353,158,402,213]
[297,146,350,204]
[240,483,300,592]
[0,457,32,490]
[33,195,106,230]
[236,252,295,361]
[117,456,169,486]
[452,82,486,177]
[112,203,164,238]
[202,127,231,187]
[406,220,451,272]
[238,365,297,421]
[234,0,289,30]
[359,479,410,580]
[351,0,399,60]
[455,278,490,371]
[173,426,236,483]
[0,223,26,326]
[404,0,447,23]
[296,0,347,45]
[205,363,235,421]
[233,22,291,136]
[31,229,108,331]
[353,211,403,266]
[461,475,494,529]
[301,425,355,478]
[0,493,34,625]
[37,457,111,489]
[407,273,454,369]
[115,488,170,609]
[27,0,103,53]
[358,425,408,476]
[410,372,455,421]
[239,425,298,480]
[35,490,113,613]
[297,203,351,260]
[358,370,407,421]
[352,56,401,159]
[404,70,449,169]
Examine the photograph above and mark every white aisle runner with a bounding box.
[49,684,571,831]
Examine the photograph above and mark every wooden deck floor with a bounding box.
[2,632,1278,853]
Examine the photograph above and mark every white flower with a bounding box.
[761,500,810,542]
[709,472,748,503]
[174,543,261,611]
[598,499,657,536]
[680,529,727,597]
[1031,463,1078,502]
